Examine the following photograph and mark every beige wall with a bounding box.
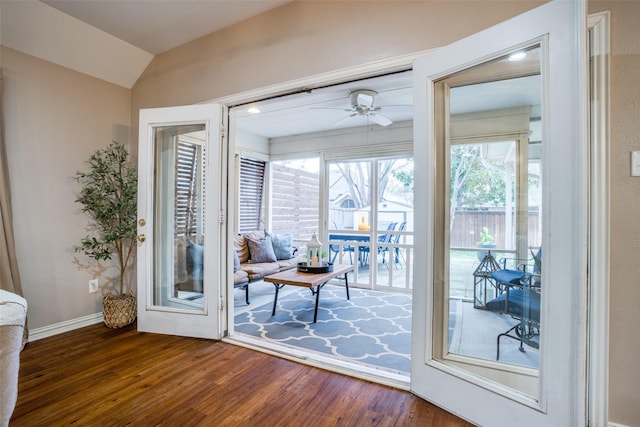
[2,46,131,329]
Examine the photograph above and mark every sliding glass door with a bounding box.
[326,156,413,291]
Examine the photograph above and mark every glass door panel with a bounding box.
[438,47,542,397]
[327,158,415,291]
[447,137,543,371]
[327,160,372,287]
[375,157,413,292]
[449,140,518,301]
[153,125,206,311]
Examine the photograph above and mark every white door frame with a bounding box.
[586,11,610,425]
[220,53,425,390]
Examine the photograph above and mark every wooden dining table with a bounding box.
[328,233,371,266]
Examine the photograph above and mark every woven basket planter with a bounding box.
[102,294,136,328]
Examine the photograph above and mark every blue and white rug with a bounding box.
[234,284,412,373]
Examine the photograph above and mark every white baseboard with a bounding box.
[28,312,103,342]
[609,423,632,427]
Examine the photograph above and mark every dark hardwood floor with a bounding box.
[12,323,473,426]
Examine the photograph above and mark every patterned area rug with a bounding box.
[235,284,412,373]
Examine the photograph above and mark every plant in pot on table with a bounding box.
[74,141,138,328]
[476,226,497,261]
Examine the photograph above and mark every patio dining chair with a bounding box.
[329,242,354,264]
[329,222,354,264]
[490,247,542,294]
[380,221,406,267]
[359,222,396,267]
[485,247,542,360]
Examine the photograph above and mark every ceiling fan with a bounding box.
[318,89,409,127]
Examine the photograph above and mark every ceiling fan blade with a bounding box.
[378,104,412,111]
[312,107,353,112]
[368,113,393,127]
[333,113,358,127]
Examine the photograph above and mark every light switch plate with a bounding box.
[632,151,640,177]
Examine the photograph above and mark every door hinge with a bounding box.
[220,298,225,311]
[219,210,225,224]
[220,125,226,139]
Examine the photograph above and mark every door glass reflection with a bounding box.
[152,125,206,311]
[437,46,542,397]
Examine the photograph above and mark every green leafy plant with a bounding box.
[302,250,329,261]
[74,141,137,297]
[477,227,495,246]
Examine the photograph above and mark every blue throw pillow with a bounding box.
[266,231,294,260]
[187,241,204,280]
[233,249,240,272]
[246,236,277,263]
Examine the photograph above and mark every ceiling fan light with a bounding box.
[508,51,527,62]
[350,89,377,108]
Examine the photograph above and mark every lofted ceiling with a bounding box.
[41,0,293,55]
[1,0,291,87]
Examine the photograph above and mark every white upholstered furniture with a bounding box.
[0,289,27,426]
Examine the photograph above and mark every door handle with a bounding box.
[138,234,146,242]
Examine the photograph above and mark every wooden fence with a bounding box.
[450,209,541,249]
[270,163,319,240]
[268,163,540,249]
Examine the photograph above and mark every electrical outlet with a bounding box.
[89,279,99,293]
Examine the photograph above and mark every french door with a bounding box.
[411,1,588,425]
[137,104,226,339]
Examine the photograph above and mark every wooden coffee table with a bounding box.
[263,264,354,323]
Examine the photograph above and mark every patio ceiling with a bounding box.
[235,52,541,140]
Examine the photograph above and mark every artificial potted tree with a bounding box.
[74,141,138,328]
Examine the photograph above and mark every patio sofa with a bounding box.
[233,230,303,304]
[176,230,301,304]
